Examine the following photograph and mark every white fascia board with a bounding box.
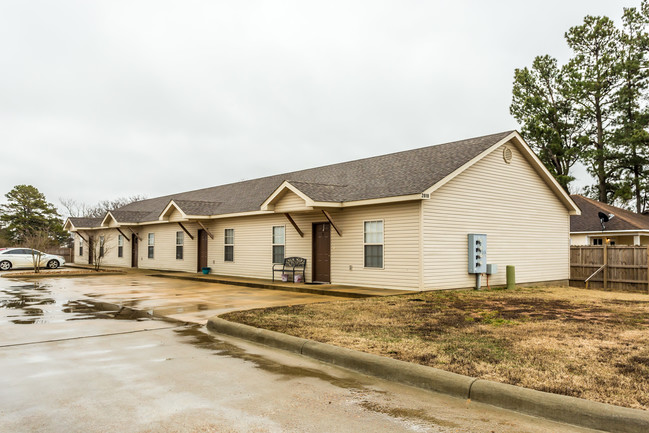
[339,194,424,208]
[572,230,649,235]
[63,218,75,231]
[260,181,315,211]
[209,210,275,220]
[158,200,188,221]
[100,211,118,227]
[508,131,581,215]
[422,131,581,216]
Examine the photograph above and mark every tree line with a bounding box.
[511,1,649,212]
[0,184,144,249]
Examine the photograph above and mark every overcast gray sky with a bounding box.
[0,0,632,214]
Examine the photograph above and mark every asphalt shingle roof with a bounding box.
[110,131,514,223]
[570,195,649,232]
[68,217,103,228]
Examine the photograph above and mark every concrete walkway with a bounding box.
[152,269,413,298]
[15,271,344,324]
[0,277,597,433]
[67,265,412,298]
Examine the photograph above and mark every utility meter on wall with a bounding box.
[468,234,487,274]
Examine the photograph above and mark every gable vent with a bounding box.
[503,146,513,164]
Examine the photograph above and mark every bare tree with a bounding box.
[59,195,147,218]
[87,232,114,271]
[23,230,56,273]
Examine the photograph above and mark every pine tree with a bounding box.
[0,185,68,245]
[510,55,585,192]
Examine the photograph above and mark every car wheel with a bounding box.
[0,260,11,271]
[47,260,60,269]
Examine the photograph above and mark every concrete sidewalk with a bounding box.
[152,271,413,298]
[207,317,649,433]
[8,272,344,324]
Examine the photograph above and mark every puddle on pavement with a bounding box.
[173,325,454,430]
[0,282,156,325]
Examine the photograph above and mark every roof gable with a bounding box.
[65,217,103,230]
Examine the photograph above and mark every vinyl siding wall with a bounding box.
[135,222,199,272]
[273,191,309,212]
[71,201,422,290]
[422,142,571,289]
[205,201,420,289]
[73,234,89,265]
[72,229,132,267]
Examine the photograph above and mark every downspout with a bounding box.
[419,200,424,290]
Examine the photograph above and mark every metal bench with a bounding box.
[272,257,307,283]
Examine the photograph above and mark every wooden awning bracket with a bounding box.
[116,227,131,242]
[77,232,89,243]
[126,226,142,241]
[322,210,342,236]
[284,213,304,237]
[195,221,214,239]
[177,222,195,240]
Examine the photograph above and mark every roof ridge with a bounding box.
[118,130,515,209]
[287,180,348,187]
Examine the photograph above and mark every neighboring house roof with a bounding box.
[66,131,579,229]
[570,195,649,232]
[67,217,103,228]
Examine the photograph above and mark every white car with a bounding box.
[0,248,66,271]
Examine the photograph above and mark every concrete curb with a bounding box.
[2,271,126,279]
[207,317,649,433]
[150,274,372,298]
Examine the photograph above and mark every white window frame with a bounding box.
[117,234,124,258]
[176,231,184,260]
[363,220,384,269]
[224,228,234,262]
[79,236,84,257]
[272,225,285,264]
[99,235,105,258]
[148,233,155,259]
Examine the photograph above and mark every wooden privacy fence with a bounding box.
[44,247,73,264]
[570,245,649,293]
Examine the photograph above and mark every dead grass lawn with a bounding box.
[222,286,649,410]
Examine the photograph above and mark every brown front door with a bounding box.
[197,229,208,272]
[131,234,138,268]
[88,237,94,265]
[312,223,331,283]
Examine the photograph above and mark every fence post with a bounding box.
[603,243,608,290]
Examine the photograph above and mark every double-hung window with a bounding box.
[79,237,84,256]
[99,236,105,258]
[176,231,184,260]
[224,229,234,262]
[148,233,155,259]
[272,226,285,264]
[118,235,123,258]
[364,220,383,268]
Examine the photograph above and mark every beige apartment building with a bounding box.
[65,131,579,290]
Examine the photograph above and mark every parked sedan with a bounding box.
[0,248,66,271]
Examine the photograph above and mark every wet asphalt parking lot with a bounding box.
[0,275,598,432]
